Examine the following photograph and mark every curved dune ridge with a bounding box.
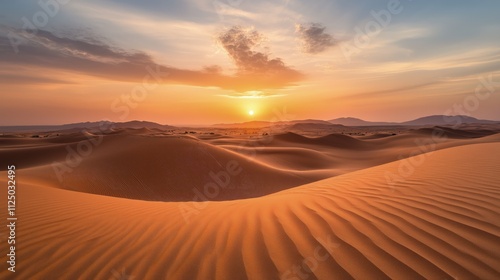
[271,132,369,149]
[2,134,315,201]
[1,143,499,279]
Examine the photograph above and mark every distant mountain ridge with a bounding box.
[327,117,396,126]
[211,119,333,128]
[213,115,498,128]
[329,115,498,126]
[401,115,498,126]
[0,121,176,133]
[1,115,498,133]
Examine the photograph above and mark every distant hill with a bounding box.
[0,121,176,133]
[329,115,498,126]
[328,117,396,126]
[2,115,497,133]
[211,121,272,128]
[214,115,499,128]
[289,122,344,131]
[288,119,333,125]
[212,119,331,128]
[401,115,498,126]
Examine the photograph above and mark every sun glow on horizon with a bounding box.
[248,110,255,116]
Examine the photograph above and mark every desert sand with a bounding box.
[0,125,499,279]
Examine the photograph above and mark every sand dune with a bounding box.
[271,132,370,150]
[2,134,313,201]
[1,129,500,203]
[1,142,499,279]
[358,133,394,139]
[235,131,500,178]
[413,126,498,139]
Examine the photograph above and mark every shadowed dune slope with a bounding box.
[271,132,369,149]
[412,126,498,139]
[1,143,499,279]
[2,134,313,201]
[2,131,500,202]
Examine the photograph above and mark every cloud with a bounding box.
[0,73,76,85]
[215,26,303,94]
[217,26,288,73]
[202,65,223,74]
[217,90,285,99]
[0,27,303,92]
[295,23,336,54]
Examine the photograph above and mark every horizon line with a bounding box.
[1,114,499,128]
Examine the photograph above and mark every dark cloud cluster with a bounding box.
[0,29,159,82]
[296,23,336,54]
[0,27,303,92]
[215,26,303,92]
[217,26,289,73]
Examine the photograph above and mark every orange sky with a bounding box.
[1,0,499,125]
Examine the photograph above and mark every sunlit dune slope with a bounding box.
[0,143,499,279]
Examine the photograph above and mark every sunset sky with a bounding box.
[1,0,499,125]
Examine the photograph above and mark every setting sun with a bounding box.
[248,110,254,116]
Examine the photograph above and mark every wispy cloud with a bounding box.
[0,28,304,92]
[217,90,285,99]
[0,72,76,85]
